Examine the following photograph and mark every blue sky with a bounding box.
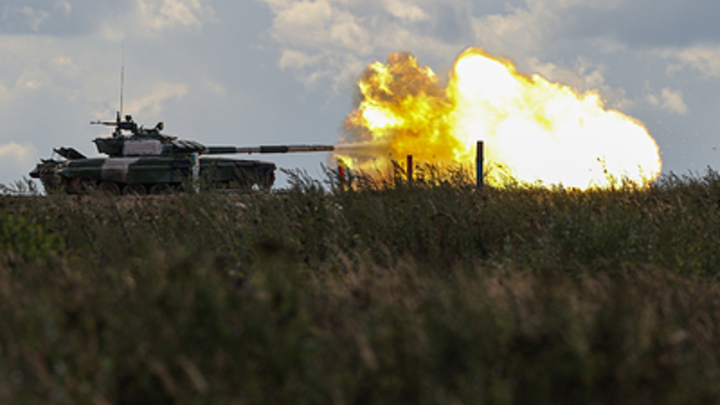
[1,0,719,187]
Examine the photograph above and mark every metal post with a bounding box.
[407,155,413,184]
[191,152,200,193]
[476,141,484,191]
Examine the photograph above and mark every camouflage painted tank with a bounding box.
[30,114,334,195]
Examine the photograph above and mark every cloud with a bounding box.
[200,77,226,96]
[1,5,50,33]
[0,0,214,38]
[135,0,212,32]
[259,0,662,124]
[99,0,215,40]
[659,45,720,78]
[0,1,114,36]
[260,0,469,89]
[527,51,690,116]
[0,142,34,162]
[559,0,720,49]
[0,40,84,108]
[19,6,50,32]
[525,56,633,110]
[55,1,72,16]
[261,0,648,91]
[526,57,604,90]
[646,87,688,115]
[123,82,188,118]
[429,3,473,44]
[470,2,552,56]
[279,49,324,71]
[0,142,38,183]
[383,0,429,22]
[268,0,372,54]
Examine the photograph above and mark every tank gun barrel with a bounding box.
[205,144,335,155]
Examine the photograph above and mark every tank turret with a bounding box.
[91,113,206,157]
[30,114,335,195]
[91,114,334,158]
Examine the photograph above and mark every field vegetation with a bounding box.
[1,167,720,404]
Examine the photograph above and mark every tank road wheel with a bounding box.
[98,181,121,196]
[149,184,173,195]
[69,177,97,194]
[123,184,147,196]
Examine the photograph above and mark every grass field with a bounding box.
[1,168,720,404]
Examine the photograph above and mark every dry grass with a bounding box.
[0,168,720,403]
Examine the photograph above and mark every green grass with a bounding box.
[1,168,720,404]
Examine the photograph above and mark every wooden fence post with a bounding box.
[476,141,484,191]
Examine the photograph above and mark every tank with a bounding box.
[29,114,334,195]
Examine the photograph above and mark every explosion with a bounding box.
[336,48,662,188]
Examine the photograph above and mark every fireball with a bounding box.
[336,48,662,188]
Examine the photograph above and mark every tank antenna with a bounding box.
[119,43,125,118]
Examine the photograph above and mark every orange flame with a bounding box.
[336,48,662,188]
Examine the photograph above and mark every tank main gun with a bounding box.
[205,145,335,155]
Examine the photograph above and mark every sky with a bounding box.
[1,0,720,189]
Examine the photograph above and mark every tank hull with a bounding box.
[30,156,276,195]
[30,114,331,195]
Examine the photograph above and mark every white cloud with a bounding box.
[526,57,607,92]
[260,0,636,92]
[660,87,688,115]
[468,0,605,58]
[0,142,34,162]
[527,53,690,116]
[646,87,688,115]
[54,1,72,16]
[260,0,461,89]
[136,0,210,31]
[23,6,51,32]
[383,0,428,22]
[0,41,85,101]
[0,142,37,183]
[270,0,372,54]
[8,64,52,92]
[99,0,214,39]
[279,49,324,71]
[200,77,226,95]
[659,45,720,78]
[525,56,633,110]
[556,1,720,50]
[124,82,188,118]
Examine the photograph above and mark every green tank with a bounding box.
[29,114,334,195]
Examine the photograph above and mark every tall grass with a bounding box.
[1,168,720,403]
